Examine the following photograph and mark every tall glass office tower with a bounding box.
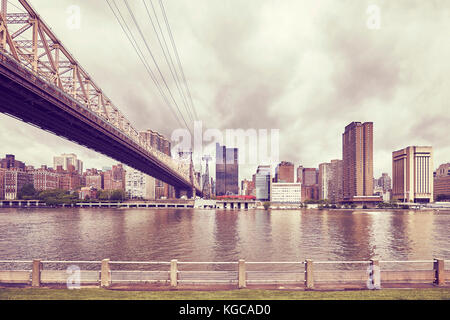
[215,143,239,196]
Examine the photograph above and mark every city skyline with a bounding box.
[0,129,447,189]
[2,147,448,202]
[1,117,448,185]
[1,1,449,183]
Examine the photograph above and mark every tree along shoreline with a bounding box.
[17,184,125,205]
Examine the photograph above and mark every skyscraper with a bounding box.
[255,165,271,201]
[342,122,374,201]
[275,161,294,183]
[125,167,156,200]
[329,159,344,203]
[302,168,318,186]
[392,146,433,203]
[296,166,319,202]
[296,165,303,183]
[434,162,450,201]
[215,143,239,196]
[318,162,331,200]
[53,153,83,175]
[376,173,392,192]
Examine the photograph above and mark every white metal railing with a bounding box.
[315,261,371,264]
[0,258,447,288]
[245,261,305,264]
[379,260,434,263]
[109,261,170,265]
[177,262,237,265]
[41,260,102,264]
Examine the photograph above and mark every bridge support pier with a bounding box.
[175,188,181,199]
[175,187,196,199]
[187,188,196,199]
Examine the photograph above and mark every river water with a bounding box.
[0,208,449,270]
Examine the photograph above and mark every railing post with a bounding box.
[238,259,246,288]
[434,258,445,286]
[101,259,111,287]
[170,259,178,287]
[31,259,42,287]
[305,259,314,289]
[370,259,381,289]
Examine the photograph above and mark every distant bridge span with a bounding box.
[0,0,200,196]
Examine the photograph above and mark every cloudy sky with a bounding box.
[1,0,449,182]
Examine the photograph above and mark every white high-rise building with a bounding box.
[255,165,271,201]
[53,153,83,175]
[125,168,156,200]
[270,183,302,203]
[392,146,433,203]
[318,163,331,201]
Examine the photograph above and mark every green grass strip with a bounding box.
[1,288,450,300]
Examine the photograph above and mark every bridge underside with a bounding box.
[0,59,200,195]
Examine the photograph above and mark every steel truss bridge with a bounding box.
[0,0,201,196]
